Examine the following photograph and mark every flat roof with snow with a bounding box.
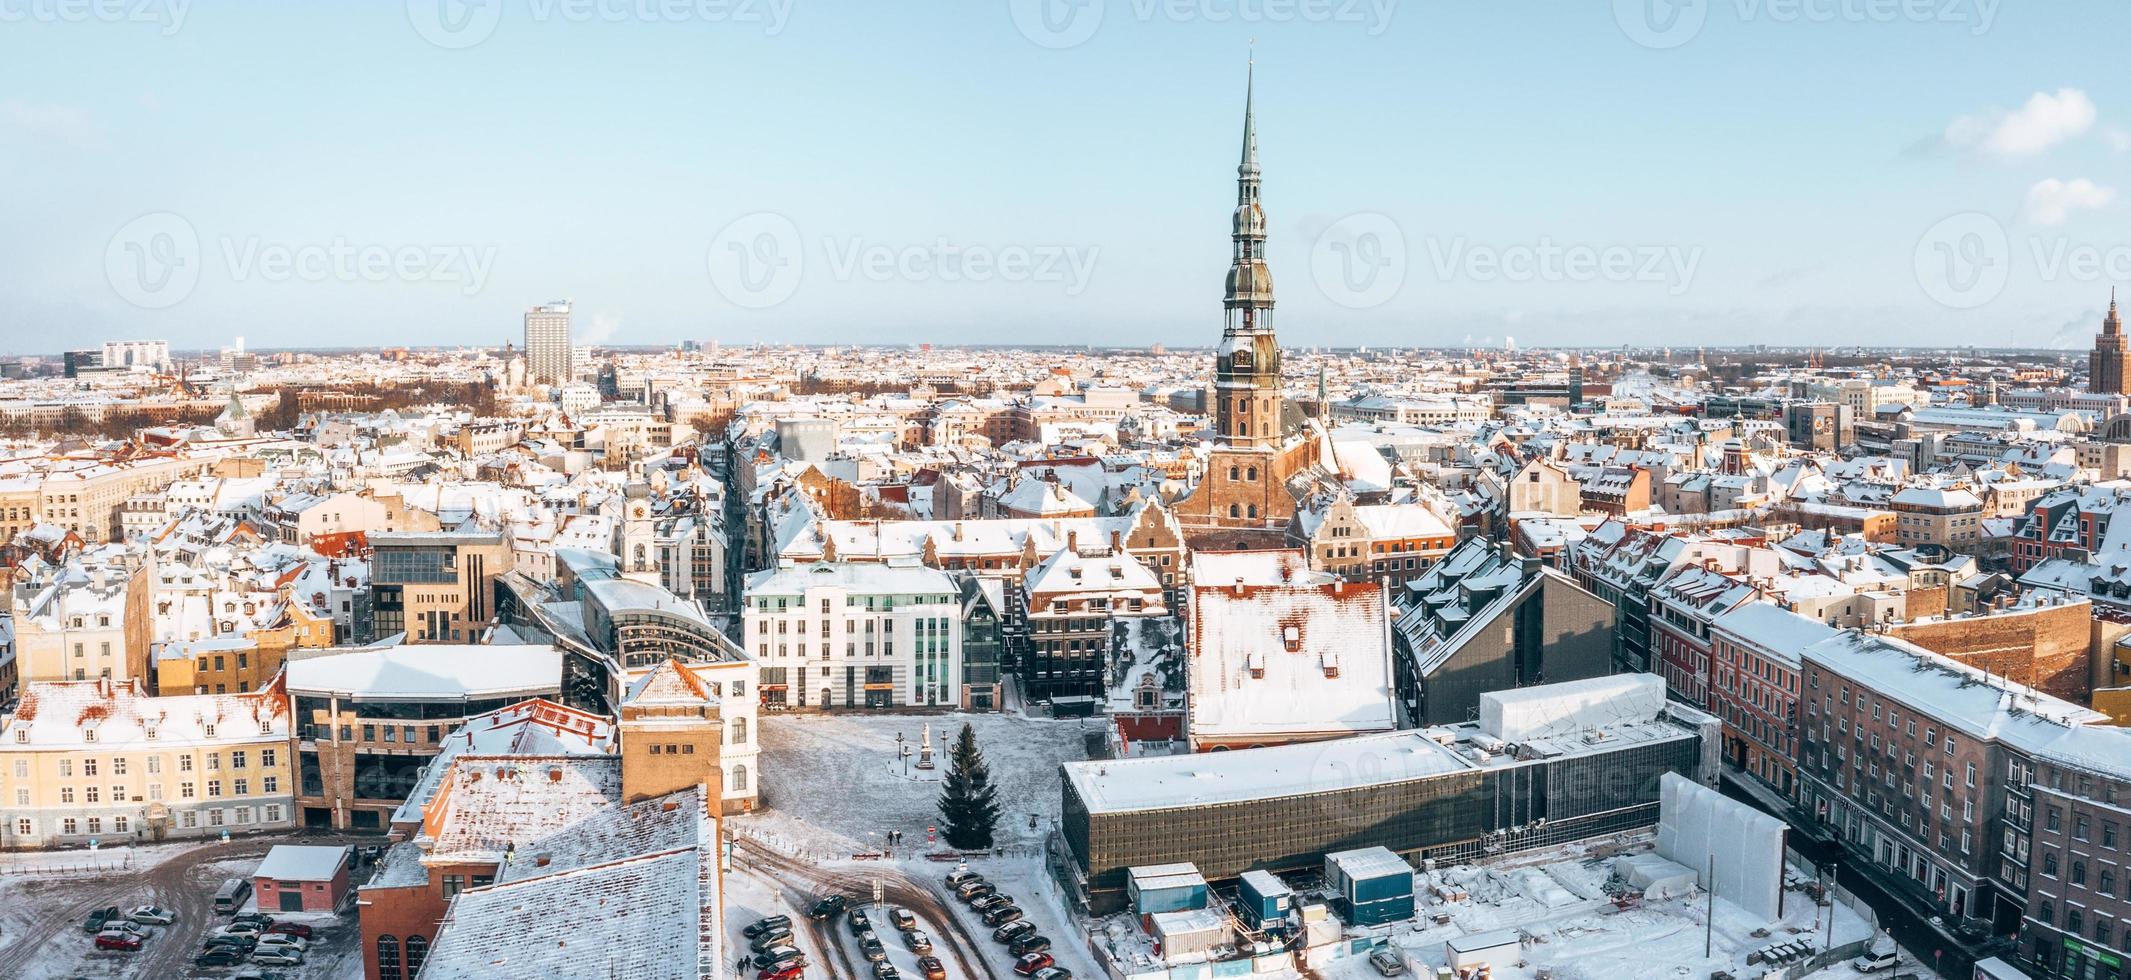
[1065,730,1474,815]
[286,646,562,701]
[254,844,349,883]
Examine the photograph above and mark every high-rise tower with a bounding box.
[524,301,574,387]
[1213,61,1283,450]
[2092,290,2127,395]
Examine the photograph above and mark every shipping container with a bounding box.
[1236,869,1293,928]
[1325,847,1415,926]
[1128,862,1212,916]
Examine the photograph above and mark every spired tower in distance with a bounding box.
[2091,289,2127,396]
[1175,59,1322,551]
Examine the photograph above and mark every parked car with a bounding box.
[195,947,248,967]
[358,844,385,864]
[99,920,150,939]
[220,920,267,938]
[213,878,252,915]
[1853,950,1900,973]
[905,930,933,954]
[889,908,918,932]
[81,906,122,934]
[748,929,794,953]
[847,908,872,933]
[752,947,805,970]
[1010,935,1052,956]
[744,914,792,939]
[202,934,258,952]
[1014,952,1057,976]
[917,955,948,980]
[95,929,145,951]
[859,930,887,962]
[1368,947,1407,976]
[265,921,313,939]
[982,904,1025,927]
[255,934,307,953]
[970,894,1014,913]
[251,947,305,966]
[993,919,1037,942]
[1031,969,1073,980]
[232,913,276,928]
[873,963,902,980]
[807,894,849,919]
[127,905,176,925]
[757,966,804,980]
[945,869,982,889]
[955,880,995,901]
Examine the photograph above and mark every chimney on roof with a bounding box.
[1066,529,1078,554]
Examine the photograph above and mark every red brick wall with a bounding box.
[1888,601,2094,704]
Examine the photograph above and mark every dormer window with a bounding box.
[83,729,97,742]
[202,724,216,738]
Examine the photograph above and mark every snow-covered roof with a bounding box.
[254,845,349,883]
[1479,673,1667,742]
[284,646,562,700]
[1187,551,1395,743]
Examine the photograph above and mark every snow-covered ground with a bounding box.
[745,710,1096,855]
[1307,840,1914,980]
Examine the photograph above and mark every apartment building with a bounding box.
[1020,544,1167,701]
[366,530,510,644]
[742,562,967,709]
[1648,564,1761,710]
[0,675,294,848]
[11,557,152,685]
[1708,602,1836,801]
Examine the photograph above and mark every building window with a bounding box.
[378,936,402,980]
[730,765,749,792]
[405,936,428,974]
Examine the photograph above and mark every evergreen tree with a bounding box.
[937,723,1001,850]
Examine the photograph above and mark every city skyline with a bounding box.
[6,4,2131,353]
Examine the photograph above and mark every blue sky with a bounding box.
[2,0,2127,353]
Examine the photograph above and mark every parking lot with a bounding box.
[0,833,377,980]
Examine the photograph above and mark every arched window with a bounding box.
[730,718,748,745]
[1228,504,1240,518]
[1247,505,1258,519]
[1228,466,1239,480]
[730,764,749,792]
[377,936,402,980]
[404,935,429,974]
[1245,466,1257,481]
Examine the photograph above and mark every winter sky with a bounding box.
[1,1,2126,352]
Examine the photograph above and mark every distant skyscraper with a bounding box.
[2092,291,2127,395]
[524,301,573,386]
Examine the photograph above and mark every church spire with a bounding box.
[1240,56,1259,177]
[1214,54,1282,451]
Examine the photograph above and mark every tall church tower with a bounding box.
[1214,61,1284,449]
[2092,289,2127,395]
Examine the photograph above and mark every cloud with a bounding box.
[580,312,622,346]
[0,99,98,147]
[2108,126,2131,155]
[1944,88,2096,158]
[2022,178,2116,226]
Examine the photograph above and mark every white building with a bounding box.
[524,301,573,387]
[743,563,964,709]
